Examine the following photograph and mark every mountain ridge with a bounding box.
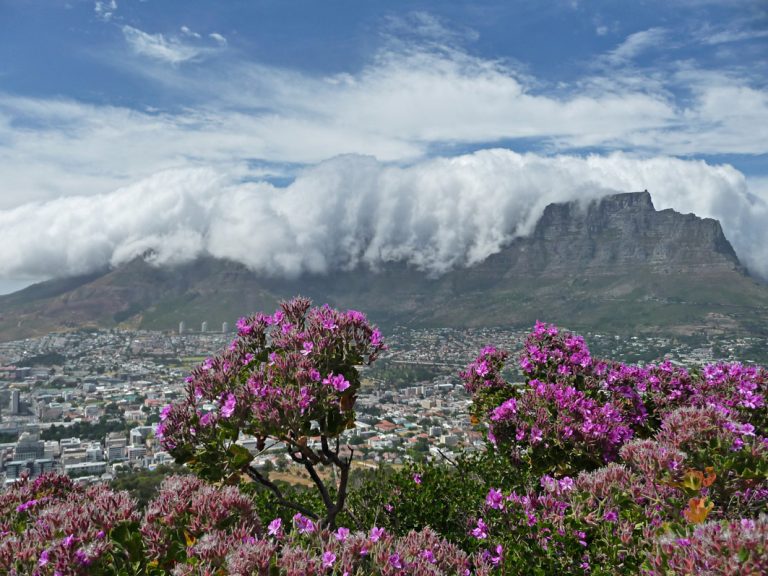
[1,191,767,341]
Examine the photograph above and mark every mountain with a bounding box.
[1,191,767,341]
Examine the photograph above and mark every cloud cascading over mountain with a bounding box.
[0,151,765,283]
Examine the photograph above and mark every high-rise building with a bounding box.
[178,321,186,335]
[10,390,20,415]
[201,321,208,333]
[222,321,229,333]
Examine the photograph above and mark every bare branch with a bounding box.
[244,465,319,519]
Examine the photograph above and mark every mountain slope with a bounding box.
[1,192,767,341]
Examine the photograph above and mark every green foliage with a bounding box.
[41,418,129,441]
[110,464,190,508]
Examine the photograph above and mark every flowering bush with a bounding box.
[0,474,140,575]
[159,297,385,527]
[458,321,767,574]
[0,473,485,575]
[141,475,262,571]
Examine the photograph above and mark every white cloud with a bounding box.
[0,152,765,283]
[94,0,117,22]
[122,25,206,64]
[181,26,201,39]
[599,28,668,67]
[209,32,227,46]
[1,36,766,215]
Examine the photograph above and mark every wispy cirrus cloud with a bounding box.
[94,0,118,22]
[121,25,223,64]
[598,27,669,67]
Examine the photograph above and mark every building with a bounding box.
[14,432,45,461]
[10,390,20,415]
[104,432,128,462]
[4,458,56,481]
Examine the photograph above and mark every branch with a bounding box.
[437,448,458,467]
[289,450,334,513]
[244,464,319,520]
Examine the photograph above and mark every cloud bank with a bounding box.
[0,151,765,284]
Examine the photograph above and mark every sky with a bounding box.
[0,0,766,292]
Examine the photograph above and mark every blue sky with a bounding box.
[0,0,766,291]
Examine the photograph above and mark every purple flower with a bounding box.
[75,549,91,566]
[413,473,422,485]
[486,488,504,510]
[159,404,172,421]
[471,518,488,539]
[335,527,350,541]
[293,513,315,534]
[322,550,336,569]
[236,317,252,335]
[421,549,436,563]
[389,553,403,569]
[324,373,350,392]
[38,550,50,567]
[603,509,618,522]
[371,329,382,346]
[16,499,38,513]
[267,517,282,536]
[301,341,314,356]
[220,393,237,418]
[370,526,385,542]
[63,534,76,548]
[490,398,517,421]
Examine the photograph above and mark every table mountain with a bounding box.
[1,191,767,341]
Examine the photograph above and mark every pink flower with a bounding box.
[322,550,336,569]
[267,518,282,536]
[159,404,172,421]
[324,373,350,392]
[293,513,315,534]
[486,488,504,510]
[220,393,237,418]
[370,526,385,542]
[389,553,403,569]
[471,518,488,539]
[335,527,350,541]
[413,473,422,484]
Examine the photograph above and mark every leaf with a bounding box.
[682,497,713,524]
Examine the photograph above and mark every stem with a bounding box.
[244,464,319,520]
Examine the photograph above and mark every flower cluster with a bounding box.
[648,516,768,576]
[463,321,767,472]
[158,297,385,481]
[0,474,139,575]
[141,475,262,571]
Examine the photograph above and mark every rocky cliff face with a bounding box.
[470,191,741,280]
[0,191,766,340]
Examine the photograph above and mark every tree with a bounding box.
[158,297,385,528]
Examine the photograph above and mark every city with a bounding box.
[1,322,765,486]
